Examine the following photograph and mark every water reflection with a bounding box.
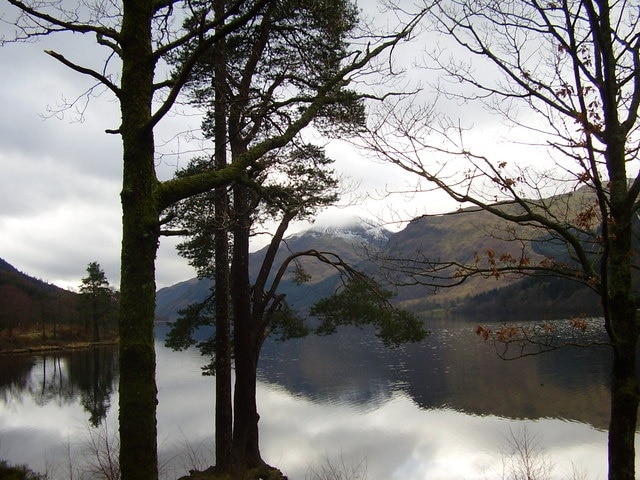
[0,346,118,425]
[0,319,632,479]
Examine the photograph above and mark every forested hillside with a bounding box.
[0,258,80,336]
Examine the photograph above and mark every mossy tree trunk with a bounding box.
[118,1,160,479]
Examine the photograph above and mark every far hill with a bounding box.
[0,258,121,352]
[381,186,605,317]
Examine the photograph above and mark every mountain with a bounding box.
[382,208,537,309]
[155,216,391,321]
[156,190,609,321]
[154,277,212,322]
[455,274,601,319]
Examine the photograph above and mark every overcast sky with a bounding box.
[0,1,523,291]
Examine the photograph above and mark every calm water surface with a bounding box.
[0,317,636,479]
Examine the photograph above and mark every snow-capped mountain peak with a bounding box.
[296,214,391,246]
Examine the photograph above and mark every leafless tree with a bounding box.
[362,1,640,479]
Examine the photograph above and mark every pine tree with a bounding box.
[79,262,112,342]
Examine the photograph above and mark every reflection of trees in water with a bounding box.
[259,325,400,407]
[0,346,119,426]
[0,355,36,404]
[32,354,75,407]
[76,348,118,427]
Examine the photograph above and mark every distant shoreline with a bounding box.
[0,339,118,356]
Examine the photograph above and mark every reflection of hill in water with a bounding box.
[259,327,400,409]
[257,319,612,430]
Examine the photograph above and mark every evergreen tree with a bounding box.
[164,1,426,474]
[79,262,112,342]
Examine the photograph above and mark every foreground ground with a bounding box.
[178,466,288,480]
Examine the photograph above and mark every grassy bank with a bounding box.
[0,325,118,355]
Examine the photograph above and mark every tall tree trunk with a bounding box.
[608,338,639,480]
[92,295,100,343]
[231,184,265,471]
[213,0,233,467]
[605,163,639,480]
[118,1,160,479]
[606,219,639,480]
[214,190,233,472]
